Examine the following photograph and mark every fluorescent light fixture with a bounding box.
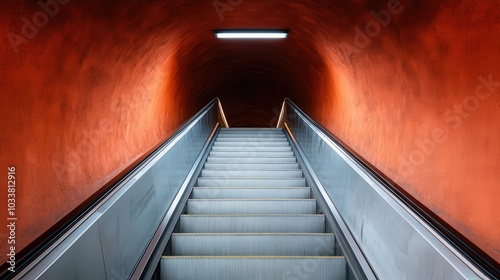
[212,29,289,39]
[216,33,287,39]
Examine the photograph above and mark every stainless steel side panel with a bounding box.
[97,113,215,278]
[284,102,486,280]
[19,102,218,280]
[37,219,107,280]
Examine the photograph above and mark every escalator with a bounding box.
[6,98,496,280]
[161,128,346,279]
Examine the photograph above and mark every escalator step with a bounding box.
[161,256,346,280]
[206,157,296,164]
[186,199,316,214]
[200,170,302,178]
[171,233,335,256]
[197,177,306,187]
[179,214,325,233]
[215,137,288,142]
[191,187,310,199]
[203,163,299,170]
[217,133,286,137]
[213,141,290,147]
[211,146,291,152]
[209,151,294,158]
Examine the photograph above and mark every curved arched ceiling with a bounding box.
[0,0,498,265]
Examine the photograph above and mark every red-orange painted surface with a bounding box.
[0,0,499,266]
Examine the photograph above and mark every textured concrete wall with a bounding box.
[0,0,498,266]
[0,0,194,264]
[313,1,500,265]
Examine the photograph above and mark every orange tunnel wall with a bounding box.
[0,0,196,263]
[313,1,500,263]
[0,0,499,266]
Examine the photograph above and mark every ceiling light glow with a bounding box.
[213,30,289,39]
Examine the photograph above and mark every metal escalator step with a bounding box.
[216,137,288,142]
[219,129,283,132]
[200,170,302,178]
[206,157,296,164]
[161,256,346,280]
[158,127,348,279]
[220,128,283,131]
[215,137,288,142]
[197,177,306,187]
[216,136,287,140]
[213,141,290,147]
[179,214,325,233]
[191,187,310,199]
[203,163,299,170]
[171,233,335,256]
[187,199,316,214]
[209,151,294,158]
[217,133,285,137]
[219,131,283,134]
[211,146,291,152]
[217,131,286,137]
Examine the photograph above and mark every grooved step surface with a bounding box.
[187,199,316,214]
[211,146,291,152]
[201,170,303,178]
[161,256,346,280]
[219,131,284,134]
[213,141,290,147]
[217,136,285,139]
[197,178,306,187]
[162,128,345,280]
[220,128,283,131]
[179,214,325,233]
[209,151,294,158]
[219,130,283,132]
[218,132,285,136]
[216,136,287,140]
[206,157,297,163]
[203,163,300,170]
[217,133,286,137]
[191,187,310,199]
[171,233,335,256]
[215,137,289,142]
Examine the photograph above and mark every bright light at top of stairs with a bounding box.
[213,29,289,39]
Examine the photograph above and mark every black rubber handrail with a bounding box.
[283,98,499,279]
